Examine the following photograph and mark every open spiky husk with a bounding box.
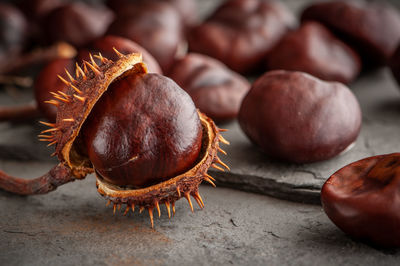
[96,111,230,227]
[39,52,147,178]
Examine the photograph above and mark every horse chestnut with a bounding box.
[267,22,361,84]
[107,0,182,72]
[238,70,362,163]
[322,153,400,247]
[168,53,250,122]
[188,0,295,74]
[0,51,229,227]
[301,0,400,66]
[44,2,114,48]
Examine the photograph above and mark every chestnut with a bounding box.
[267,22,361,84]
[322,153,400,247]
[0,51,229,227]
[0,3,27,62]
[238,70,362,163]
[44,2,114,48]
[78,35,162,74]
[301,0,400,66]
[188,0,295,74]
[168,53,250,122]
[106,0,183,72]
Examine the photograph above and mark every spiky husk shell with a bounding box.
[39,50,229,227]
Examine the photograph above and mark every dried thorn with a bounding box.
[83,62,88,74]
[44,100,59,106]
[39,121,56,127]
[70,84,82,94]
[53,95,69,103]
[113,47,124,58]
[176,186,181,197]
[89,53,99,68]
[192,193,203,209]
[205,173,216,182]
[155,201,161,218]
[165,202,171,219]
[41,128,59,133]
[204,177,216,187]
[211,163,225,172]
[196,192,205,208]
[218,128,228,132]
[47,141,57,147]
[113,204,116,215]
[131,204,135,213]
[117,204,121,211]
[57,91,70,99]
[219,135,230,145]
[139,207,145,214]
[62,118,74,122]
[65,68,75,83]
[148,208,154,228]
[215,157,230,170]
[39,139,53,142]
[50,152,57,157]
[38,134,53,138]
[84,61,102,76]
[57,75,70,86]
[185,192,194,213]
[106,200,111,207]
[172,202,175,216]
[49,91,60,97]
[75,63,86,80]
[123,206,130,216]
[218,146,227,155]
[73,94,86,102]
[94,52,110,64]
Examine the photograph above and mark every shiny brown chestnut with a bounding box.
[301,0,400,66]
[267,22,361,84]
[322,153,400,247]
[44,2,114,48]
[168,53,250,122]
[0,51,229,227]
[78,35,162,74]
[188,0,295,74]
[238,70,362,163]
[106,0,182,72]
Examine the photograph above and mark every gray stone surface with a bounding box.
[1,162,400,265]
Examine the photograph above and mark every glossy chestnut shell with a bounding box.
[322,153,400,247]
[267,22,361,84]
[188,0,295,74]
[238,70,362,163]
[106,0,182,72]
[168,53,250,122]
[82,73,203,188]
[44,2,114,48]
[301,0,400,66]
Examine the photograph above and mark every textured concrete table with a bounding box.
[1,0,400,265]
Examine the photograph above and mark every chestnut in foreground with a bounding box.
[238,71,362,163]
[0,51,229,227]
[301,0,400,66]
[188,0,295,74]
[267,22,361,84]
[168,53,250,122]
[322,153,400,247]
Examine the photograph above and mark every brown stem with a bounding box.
[0,102,41,122]
[0,163,75,195]
[0,42,76,74]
